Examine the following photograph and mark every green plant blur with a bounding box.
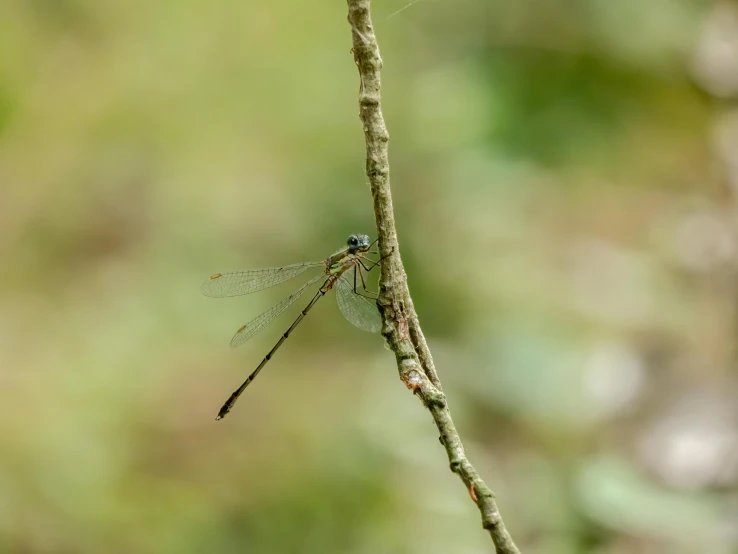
[1,1,736,553]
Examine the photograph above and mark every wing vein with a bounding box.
[229,274,325,348]
[335,275,382,333]
[201,261,323,298]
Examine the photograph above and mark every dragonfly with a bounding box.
[202,234,384,420]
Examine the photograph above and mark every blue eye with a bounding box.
[348,236,359,247]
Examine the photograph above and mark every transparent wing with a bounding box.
[336,274,382,333]
[230,274,325,348]
[201,262,323,298]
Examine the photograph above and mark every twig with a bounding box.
[346,2,521,552]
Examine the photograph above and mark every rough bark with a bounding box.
[346,2,521,552]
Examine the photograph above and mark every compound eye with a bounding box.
[348,236,359,247]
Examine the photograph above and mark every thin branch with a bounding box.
[346,2,521,552]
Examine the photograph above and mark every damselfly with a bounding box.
[202,234,383,420]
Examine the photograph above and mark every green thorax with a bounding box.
[327,248,356,276]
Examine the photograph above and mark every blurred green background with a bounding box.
[2,0,738,553]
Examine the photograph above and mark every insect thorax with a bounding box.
[325,252,355,276]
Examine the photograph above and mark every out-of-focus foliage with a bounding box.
[1,1,737,553]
